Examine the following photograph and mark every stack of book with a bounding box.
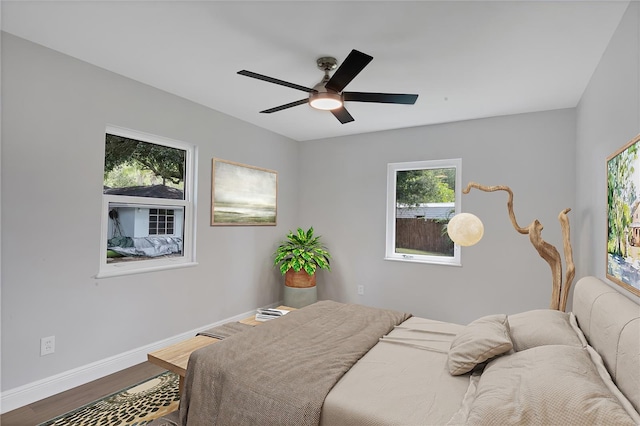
[255,308,290,322]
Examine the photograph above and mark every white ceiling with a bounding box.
[1,1,630,141]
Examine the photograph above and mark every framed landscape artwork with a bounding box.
[606,133,640,296]
[211,158,277,226]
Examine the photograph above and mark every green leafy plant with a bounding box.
[273,227,331,276]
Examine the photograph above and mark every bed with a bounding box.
[154,276,640,425]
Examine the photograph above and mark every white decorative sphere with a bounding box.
[447,213,484,246]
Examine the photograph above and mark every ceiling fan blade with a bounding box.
[238,70,316,93]
[260,99,308,114]
[331,107,355,124]
[343,92,419,104]
[325,50,373,93]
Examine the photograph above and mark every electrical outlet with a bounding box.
[357,285,365,296]
[41,336,55,356]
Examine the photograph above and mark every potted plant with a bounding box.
[273,227,331,291]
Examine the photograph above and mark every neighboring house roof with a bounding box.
[396,202,455,220]
[104,184,184,200]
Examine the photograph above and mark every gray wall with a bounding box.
[1,33,298,391]
[300,109,576,324]
[576,2,640,301]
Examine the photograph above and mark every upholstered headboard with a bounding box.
[572,276,640,412]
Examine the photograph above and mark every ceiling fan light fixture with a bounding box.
[239,49,418,123]
[309,92,343,110]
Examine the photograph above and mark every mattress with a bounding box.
[320,317,471,426]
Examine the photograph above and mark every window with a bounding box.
[385,158,461,266]
[149,209,175,235]
[98,125,197,278]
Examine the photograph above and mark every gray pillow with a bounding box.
[447,314,512,376]
[508,309,583,351]
[464,345,638,425]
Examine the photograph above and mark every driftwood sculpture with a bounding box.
[463,182,575,311]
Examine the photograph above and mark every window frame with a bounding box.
[97,125,198,278]
[385,158,462,266]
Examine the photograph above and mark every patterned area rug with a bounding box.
[38,371,180,426]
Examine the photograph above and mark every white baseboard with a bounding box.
[1,304,280,414]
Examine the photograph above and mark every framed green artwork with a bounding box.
[606,133,640,296]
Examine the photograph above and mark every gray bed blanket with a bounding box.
[179,300,411,426]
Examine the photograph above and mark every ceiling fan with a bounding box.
[238,49,419,124]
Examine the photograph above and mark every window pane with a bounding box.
[107,204,184,263]
[395,168,456,257]
[103,134,186,200]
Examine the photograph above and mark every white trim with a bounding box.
[95,260,198,279]
[105,125,189,152]
[385,158,462,266]
[0,303,281,414]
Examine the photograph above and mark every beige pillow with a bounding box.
[447,314,512,376]
[465,345,637,425]
[508,309,583,351]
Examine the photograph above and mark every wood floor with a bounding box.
[1,362,167,426]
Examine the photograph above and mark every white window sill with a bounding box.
[95,261,198,279]
[384,256,461,267]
